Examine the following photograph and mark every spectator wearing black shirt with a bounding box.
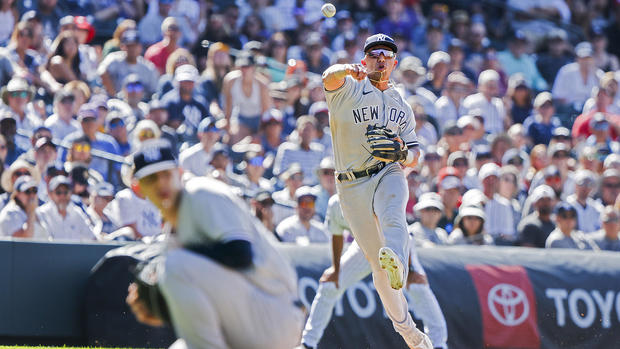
[519,184,556,248]
[525,92,561,145]
[536,29,572,87]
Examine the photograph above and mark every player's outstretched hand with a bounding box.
[346,64,367,81]
[319,266,340,288]
[126,283,165,327]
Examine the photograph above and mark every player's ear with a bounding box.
[131,180,142,196]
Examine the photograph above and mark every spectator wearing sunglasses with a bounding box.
[34,175,95,241]
[106,112,130,156]
[519,185,557,248]
[525,92,561,146]
[276,186,328,244]
[44,88,80,140]
[178,117,221,178]
[590,206,620,252]
[545,202,598,250]
[0,77,41,151]
[108,74,149,123]
[567,170,603,233]
[231,150,272,198]
[0,175,38,238]
[600,169,620,206]
[0,159,39,210]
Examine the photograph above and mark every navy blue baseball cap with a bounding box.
[364,33,397,53]
[554,202,577,216]
[132,139,177,179]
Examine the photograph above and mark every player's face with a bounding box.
[138,169,182,211]
[362,45,398,79]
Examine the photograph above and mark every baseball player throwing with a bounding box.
[322,33,431,348]
[301,194,448,349]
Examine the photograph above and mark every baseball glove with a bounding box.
[132,255,172,325]
[365,124,408,163]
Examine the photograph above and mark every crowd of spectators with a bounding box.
[0,0,618,253]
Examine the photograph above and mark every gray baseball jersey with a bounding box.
[325,76,418,172]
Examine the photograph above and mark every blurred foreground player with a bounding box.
[125,139,304,349]
[300,194,448,349]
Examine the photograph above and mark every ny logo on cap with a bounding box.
[143,147,162,162]
[377,34,388,41]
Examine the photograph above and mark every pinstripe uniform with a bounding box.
[302,195,448,348]
[324,74,422,344]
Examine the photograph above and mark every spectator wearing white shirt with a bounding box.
[312,157,336,221]
[272,163,304,226]
[34,175,95,241]
[479,163,516,244]
[434,72,470,132]
[0,176,38,238]
[566,169,603,233]
[86,181,116,240]
[178,117,221,178]
[273,115,325,186]
[552,42,603,111]
[1,77,41,150]
[590,206,620,252]
[276,186,329,244]
[462,70,506,134]
[44,88,80,141]
[408,192,449,247]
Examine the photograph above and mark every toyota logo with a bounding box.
[488,283,529,326]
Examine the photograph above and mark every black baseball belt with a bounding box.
[336,162,386,182]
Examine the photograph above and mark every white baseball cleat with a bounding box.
[378,247,404,290]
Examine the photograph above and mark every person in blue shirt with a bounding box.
[525,92,561,145]
[497,31,548,92]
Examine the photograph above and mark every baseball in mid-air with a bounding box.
[321,3,336,18]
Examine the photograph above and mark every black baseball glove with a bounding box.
[132,256,172,325]
[365,124,407,163]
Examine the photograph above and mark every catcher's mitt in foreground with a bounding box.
[365,124,407,163]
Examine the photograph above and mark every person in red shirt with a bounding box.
[144,17,181,75]
[572,87,620,141]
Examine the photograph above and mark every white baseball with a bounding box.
[321,3,336,18]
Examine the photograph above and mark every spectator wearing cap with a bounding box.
[552,42,603,110]
[437,174,461,233]
[447,151,469,180]
[313,157,336,221]
[462,70,506,135]
[545,202,598,250]
[434,72,470,130]
[440,121,464,154]
[578,146,602,174]
[600,169,620,206]
[525,92,561,145]
[222,52,271,143]
[448,205,494,246]
[98,29,159,97]
[395,56,427,97]
[273,163,304,226]
[178,117,221,178]
[34,175,94,241]
[207,145,236,185]
[462,144,493,190]
[161,64,209,138]
[63,105,121,185]
[230,150,272,197]
[567,169,604,233]
[15,125,52,165]
[536,28,572,87]
[1,77,40,149]
[458,115,484,149]
[144,99,178,156]
[419,146,442,188]
[276,186,328,244]
[497,31,548,92]
[257,108,284,158]
[604,154,620,171]
[498,165,523,228]
[585,113,620,155]
[144,17,182,75]
[408,192,448,247]
[518,185,557,248]
[44,88,79,140]
[308,101,332,156]
[104,167,162,241]
[0,159,40,211]
[0,175,38,237]
[72,16,98,82]
[582,72,620,115]
[252,191,276,233]
[501,149,530,189]
[107,74,149,123]
[32,136,57,200]
[550,127,573,148]
[479,163,516,244]
[421,51,450,99]
[274,115,324,186]
[86,182,116,239]
[590,206,620,252]
[106,112,130,156]
[572,99,620,143]
[591,26,619,72]
[155,47,198,98]
[503,73,533,125]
